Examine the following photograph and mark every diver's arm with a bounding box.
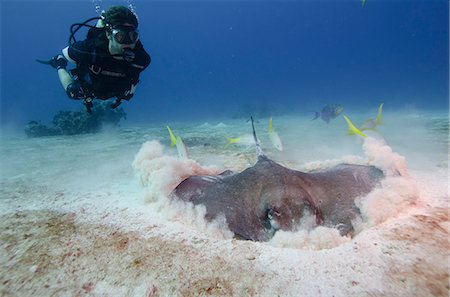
[62,47,76,64]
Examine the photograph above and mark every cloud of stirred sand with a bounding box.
[132,140,234,240]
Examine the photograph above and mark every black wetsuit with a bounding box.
[66,31,151,101]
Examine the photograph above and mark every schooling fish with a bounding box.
[312,104,344,124]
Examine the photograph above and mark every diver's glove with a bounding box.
[84,97,94,114]
[37,54,68,70]
[111,90,134,109]
[110,98,122,109]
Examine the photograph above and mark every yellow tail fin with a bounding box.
[343,115,367,138]
[225,136,240,147]
[268,117,274,132]
[375,103,383,126]
[167,126,177,147]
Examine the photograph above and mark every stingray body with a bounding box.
[170,118,383,241]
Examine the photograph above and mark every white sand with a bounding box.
[0,111,448,296]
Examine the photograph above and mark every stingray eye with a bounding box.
[301,199,314,215]
[264,208,281,231]
[267,210,273,220]
[263,208,275,229]
[303,203,311,214]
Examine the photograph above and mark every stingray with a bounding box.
[170,117,384,241]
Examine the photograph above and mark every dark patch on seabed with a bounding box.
[0,210,263,296]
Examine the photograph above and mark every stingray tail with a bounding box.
[249,116,264,159]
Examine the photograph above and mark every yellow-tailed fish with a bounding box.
[268,117,283,151]
[343,115,367,138]
[375,103,383,125]
[175,135,189,160]
[167,126,189,159]
[225,136,241,147]
[224,134,254,147]
[167,126,177,147]
[360,103,384,131]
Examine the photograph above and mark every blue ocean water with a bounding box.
[0,0,448,128]
[0,2,449,295]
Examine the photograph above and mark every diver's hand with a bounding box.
[111,92,134,109]
[48,54,68,70]
[110,99,122,109]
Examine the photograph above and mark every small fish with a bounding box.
[167,126,177,147]
[268,117,283,151]
[360,103,383,131]
[312,104,344,124]
[225,134,254,147]
[175,135,189,160]
[343,103,384,138]
[343,115,367,138]
[167,126,189,159]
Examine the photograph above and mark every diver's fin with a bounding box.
[36,55,67,69]
[36,59,53,65]
[250,116,265,159]
[167,126,177,147]
[343,115,367,138]
[375,103,383,126]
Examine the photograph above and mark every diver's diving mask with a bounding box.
[110,26,139,45]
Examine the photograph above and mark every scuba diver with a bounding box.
[38,6,151,114]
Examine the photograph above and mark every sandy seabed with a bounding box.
[1,112,448,296]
